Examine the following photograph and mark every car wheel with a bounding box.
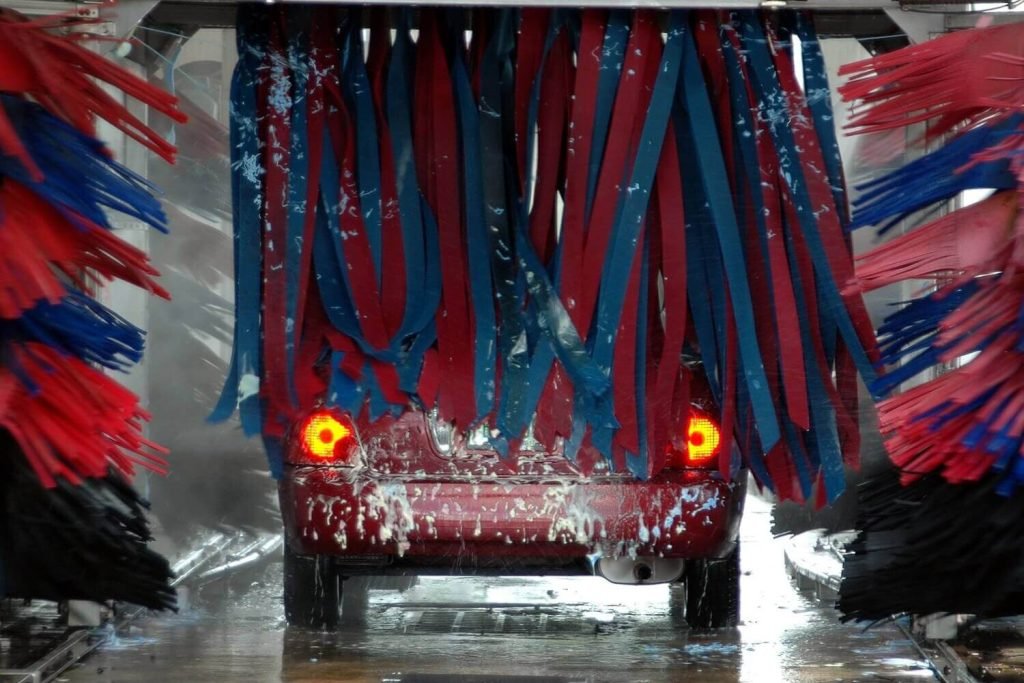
[683,544,740,629]
[283,544,341,629]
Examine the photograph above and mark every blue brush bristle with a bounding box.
[852,113,1023,231]
[2,292,146,371]
[0,96,169,234]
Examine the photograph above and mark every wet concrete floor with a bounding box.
[65,497,934,682]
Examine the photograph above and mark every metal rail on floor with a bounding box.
[894,619,980,683]
[784,531,980,683]
[0,531,280,683]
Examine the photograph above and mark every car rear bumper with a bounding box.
[279,467,745,566]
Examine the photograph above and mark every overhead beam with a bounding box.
[150,1,907,38]
[146,0,949,17]
[148,0,234,27]
[945,10,1024,30]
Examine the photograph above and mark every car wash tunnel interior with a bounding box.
[0,0,1022,681]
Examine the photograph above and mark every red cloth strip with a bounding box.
[529,30,571,265]
[769,27,879,364]
[333,91,391,351]
[537,10,607,446]
[416,14,476,427]
[260,18,295,432]
[532,30,577,447]
[782,186,859,464]
[559,10,605,330]
[647,123,688,477]
[578,11,658,339]
[696,21,740,469]
[367,18,408,339]
[293,20,328,374]
[610,14,662,457]
[514,9,551,194]
[724,25,811,433]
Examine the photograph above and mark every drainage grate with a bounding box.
[394,607,622,636]
[382,676,592,683]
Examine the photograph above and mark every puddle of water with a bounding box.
[61,495,932,683]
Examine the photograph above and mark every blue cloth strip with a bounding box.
[789,14,849,224]
[737,15,879,394]
[212,12,267,436]
[585,11,631,226]
[476,10,530,443]
[346,26,385,285]
[452,49,498,423]
[678,20,780,452]
[626,235,652,479]
[782,213,844,501]
[217,8,880,494]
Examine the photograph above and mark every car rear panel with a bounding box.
[282,392,744,570]
[355,409,628,480]
[279,466,745,564]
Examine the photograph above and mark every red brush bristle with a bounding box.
[839,23,1024,137]
[0,344,168,488]
[848,192,1017,295]
[0,180,168,319]
[0,8,186,167]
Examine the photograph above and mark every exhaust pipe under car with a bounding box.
[596,557,685,585]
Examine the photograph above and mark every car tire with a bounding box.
[283,545,341,629]
[683,544,740,629]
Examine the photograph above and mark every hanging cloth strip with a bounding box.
[218,7,884,502]
[521,22,576,449]
[766,18,860,485]
[452,20,498,427]
[736,14,879,385]
[220,7,446,445]
[500,11,593,453]
[677,16,781,455]
[383,9,443,397]
[508,10,612,463]
[590,11,680,473]
[416,11,478,428]
[475,9,531,446]
[701,17,772,482]
[212,8,269,437]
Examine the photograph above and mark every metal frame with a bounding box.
[142,0,971,34]
[2,0,1015,45]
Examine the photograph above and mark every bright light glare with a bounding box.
[686,415,721,464]
[302,413,352,459]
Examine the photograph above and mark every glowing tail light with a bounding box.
[673,412,722,469]
[296,410,358,465]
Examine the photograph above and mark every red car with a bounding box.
[278,367,746,630]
